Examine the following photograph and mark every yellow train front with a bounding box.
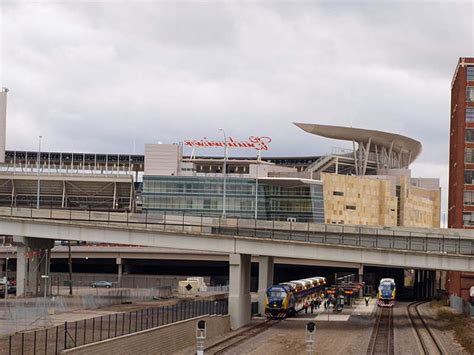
[377,278,396,307]
[264,277,326,319]
[264,285,292,318]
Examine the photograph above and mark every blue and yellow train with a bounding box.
[264,276,326,318]
[377,278,396,307]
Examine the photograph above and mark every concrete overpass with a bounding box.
[0,207,473,328]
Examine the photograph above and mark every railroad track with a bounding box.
[368,307,394,355]
[407,301,445,355]
[203,319,279,354]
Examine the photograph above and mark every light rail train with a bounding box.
[264,276,326,318]
[377,278,396,307]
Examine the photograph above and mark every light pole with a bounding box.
[255,153,260,220]
[36,135,42,209]
[218,128,227,217]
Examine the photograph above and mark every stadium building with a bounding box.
[0,88,440,229]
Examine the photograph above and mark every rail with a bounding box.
[407,301,444,354]
[0,206,473,257]
[368,307,393,355]
[203,319,279,354]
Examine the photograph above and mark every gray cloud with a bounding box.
[0,0,473,211]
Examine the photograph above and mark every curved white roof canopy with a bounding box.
[294,123,422,166]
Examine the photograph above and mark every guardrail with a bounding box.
[0,206,473,256]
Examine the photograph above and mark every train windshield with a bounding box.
[267,289,287,298]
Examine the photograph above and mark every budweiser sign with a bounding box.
[184,136,272,151]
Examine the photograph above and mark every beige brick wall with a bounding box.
[322,173,397,226]
[322,173,440,228]
[62,314,230,355]
[399,176,441,228]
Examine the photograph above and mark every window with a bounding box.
[467,108,474,122]
[465,171,474,184]
[468,66,474,81]
[467,129,474,142]
[464,191,474,205]
[463,212,474,226]
[466,148,474,163]
[345,205,356,210]
[333,191,344,196]
[467,87,474,102]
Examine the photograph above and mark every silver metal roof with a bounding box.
[294,123,422,165]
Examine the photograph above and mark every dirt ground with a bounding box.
[426,301,473,354]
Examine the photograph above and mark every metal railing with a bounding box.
[0,206,473,256]
[1,298,227,355]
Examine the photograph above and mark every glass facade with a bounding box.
[142,176,324,222]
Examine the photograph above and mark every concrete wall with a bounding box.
[62,314,230,355]
[322,173,397,226]
[144,144,181,176]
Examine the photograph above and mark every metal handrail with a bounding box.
[0,206,472,257]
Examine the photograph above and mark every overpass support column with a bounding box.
[358,264,364,298]
[228,253,251,330]
[14,237,54,297]
[257,256,274,316]
[424,270,429,299]
[38,249,51,297]
[429,270,436,298]
[420,270,426,299]
[117,258,123,288]
[414,269,421,299]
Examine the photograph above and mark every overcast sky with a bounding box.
[1,0,474,214]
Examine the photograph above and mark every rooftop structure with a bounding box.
[294,123,422,176]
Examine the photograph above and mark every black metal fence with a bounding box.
[2,298,228,355]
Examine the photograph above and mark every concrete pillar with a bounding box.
[14,237,54,297]
[430,271,436,298]
[117,258,123,288]
[358,264,364,298]
[414,269,420,299]
[423,270,429,299]
[257,256,274,315]
[228,253,251,330]
[16,244,27,297]
[421,270,426,299]
[0,259,4,276]
[38,249,51,297]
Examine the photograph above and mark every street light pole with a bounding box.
[255,153,260,220]
[36,135,42,209]
[218,128,227,217]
